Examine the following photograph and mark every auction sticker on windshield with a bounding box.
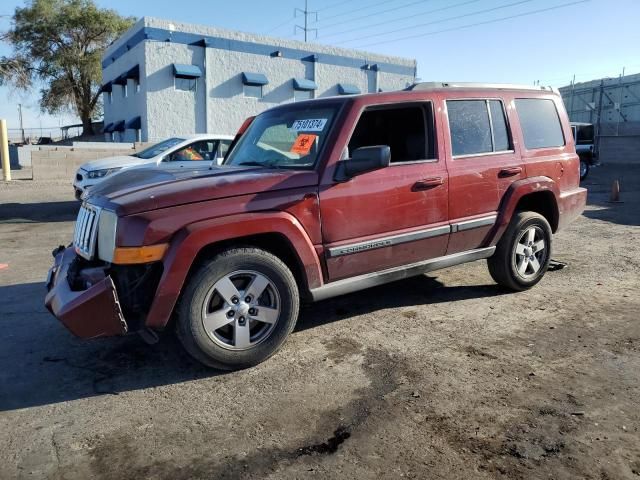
[290,134,317,155]
[290,119,327,132]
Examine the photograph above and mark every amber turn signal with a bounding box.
[112,244,168,265]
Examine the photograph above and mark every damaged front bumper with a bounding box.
[44,246,128,338]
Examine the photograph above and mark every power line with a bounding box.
[311,0,405,25]
[352,0,589,49]
[318,0,435,32]
[295,0,318,42]
[315,0,360,13]
[339,0,534,45]
[320,0,480,40]
[265,15,296,35]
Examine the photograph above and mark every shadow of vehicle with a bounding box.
[0,275,508,411]
[0,201,79,223]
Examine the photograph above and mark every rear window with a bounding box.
[447,99,511,156]
[515,99,565,149]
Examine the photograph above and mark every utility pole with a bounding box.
[295,0,318,42]
[616,67,625,136]
[595,79,604,158]
[17,104,25,144]
[569,74,576,120]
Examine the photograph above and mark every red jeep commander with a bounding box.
[46,83,587,370]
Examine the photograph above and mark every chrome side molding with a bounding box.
[326,216,496,258]
[310,246,496,302]
[327,225,450,258]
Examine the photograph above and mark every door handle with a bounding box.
[498,167,523,178]
[412,177,444,191]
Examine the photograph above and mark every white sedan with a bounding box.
[73,134,234,200]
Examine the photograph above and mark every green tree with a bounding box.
[1,0,134,135]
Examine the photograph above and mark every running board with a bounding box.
[309,247,496,302]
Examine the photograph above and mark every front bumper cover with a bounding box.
[44,247,128,338]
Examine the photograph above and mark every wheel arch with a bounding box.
[513,191,559,232]
[144,211,323,330]
[486,176,560,246]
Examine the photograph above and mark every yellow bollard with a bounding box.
[0,119,11,181]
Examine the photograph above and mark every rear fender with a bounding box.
[485,176,559,246]
[144,211,322,329]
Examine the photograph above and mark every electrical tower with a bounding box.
[295,0,318,42]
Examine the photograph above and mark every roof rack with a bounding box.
[405,82,557,93]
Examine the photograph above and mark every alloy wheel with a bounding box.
[201,270,281,350]
[512,226,547,280]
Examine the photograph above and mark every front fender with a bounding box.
[485,176,560,247]
[144,211,323,329]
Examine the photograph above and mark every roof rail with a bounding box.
[405,82,557,93]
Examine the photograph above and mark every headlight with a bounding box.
[97,209,118,262]
[88,167,121,179]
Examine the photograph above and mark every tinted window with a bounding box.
[489,100,510,151]
[515,99,565,149]
[176,77,197,92]
[575,124,594,145]
[348,105,434,163]
[133,137,185,159]
[294,89,313,102]
[447,100,492,156]
[244,84,262,99]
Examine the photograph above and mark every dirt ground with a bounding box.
[0,164,638,480]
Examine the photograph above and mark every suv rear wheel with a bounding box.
[176,247,299,370]
[487,212,552,291]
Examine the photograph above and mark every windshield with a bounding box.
[224,104,339,169]
[133,137,185,159]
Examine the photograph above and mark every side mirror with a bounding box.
[334,145,391,181]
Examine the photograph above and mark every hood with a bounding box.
[79,155,149,171]
[86,165,319,215]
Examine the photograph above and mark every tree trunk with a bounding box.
[81,114,94,137]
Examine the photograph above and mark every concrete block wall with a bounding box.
[31,146,142,181]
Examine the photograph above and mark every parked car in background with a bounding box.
[570,122,596,180]
[47,83,586,370]
[73,134,233,199]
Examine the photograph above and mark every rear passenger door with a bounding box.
[444,98,525,254]
[319,102,449,281]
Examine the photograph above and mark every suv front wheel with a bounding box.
[487,212,552,291]
[176,247,300,370]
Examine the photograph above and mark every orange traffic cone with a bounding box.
[609,180,622,203]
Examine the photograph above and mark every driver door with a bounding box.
[319,102,449,281]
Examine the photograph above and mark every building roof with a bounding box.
[103,17,416,77]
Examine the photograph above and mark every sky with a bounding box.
[1,0,639,133]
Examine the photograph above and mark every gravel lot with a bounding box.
[1,164,638,480]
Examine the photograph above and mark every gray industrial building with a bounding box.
[559,72,640,163]
[101,17,417,142]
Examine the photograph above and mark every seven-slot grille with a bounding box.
[73,204,100,259]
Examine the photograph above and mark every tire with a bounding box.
[579,159,589,181]
[487,212,552,291]
[176,247,299,370]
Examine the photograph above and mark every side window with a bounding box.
[515,98,565,149]
[447,99,512,156]
[244,84,262,99]
[348,104,434,163]
[176,77,197,92]
[167,141,212,162]
[489,100,510,152]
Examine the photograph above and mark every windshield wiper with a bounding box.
[235,160,282,169]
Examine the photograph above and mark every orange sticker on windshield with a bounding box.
[290,134,317,155]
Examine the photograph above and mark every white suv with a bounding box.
[73,134,233,199]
